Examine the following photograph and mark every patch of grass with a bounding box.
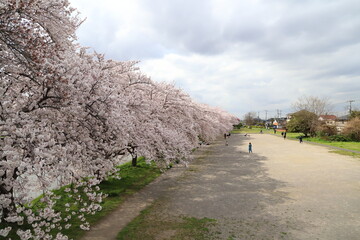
[1,157,162,240]
[283,132,303,139]
[304,138,360,152]
[117,203,217,240]
[65,158,161,239]
[231,127,273,134]
[277,133,360,153]
[329,150,360,158]
[188,166,200,172]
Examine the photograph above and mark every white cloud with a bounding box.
[70,0,360,118]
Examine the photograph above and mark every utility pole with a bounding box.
[276,109,281,118]
[348,100,355,114]
[264,110,268,129]
[265,110,268,121]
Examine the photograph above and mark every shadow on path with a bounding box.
[150,134,306,239]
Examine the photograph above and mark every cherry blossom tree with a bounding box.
[118,78,238,167]
[1,1,238,239]
[0,1,110,238]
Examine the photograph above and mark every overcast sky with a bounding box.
[70,0,360,119]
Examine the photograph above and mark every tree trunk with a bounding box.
[0,167,18,222]
[132,154,137,167]
[0,184,15,222]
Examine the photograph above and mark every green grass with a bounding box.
[65,158,161,239]
[329,150,360,158]
[231,127,273,134]
[283,133,360,152]
[283,132,302,138]
[117,203,217,240]
[66,157,161,239]
[1,157,162,240]
[304,138,360,152]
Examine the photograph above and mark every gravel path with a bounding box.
[82,134,360,239]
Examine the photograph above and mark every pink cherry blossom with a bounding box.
[0,0,238,238]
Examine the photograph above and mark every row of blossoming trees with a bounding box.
[0,0,238,239]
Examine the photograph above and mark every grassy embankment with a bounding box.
[2,157,162,240]
[282,132,360,156]
[232,127,360,158]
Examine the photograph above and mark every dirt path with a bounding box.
[256,134,360,239]
[82,134,360,239]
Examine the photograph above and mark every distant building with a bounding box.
[273,120,278,128]
[286,113,292,121]
[335,115,350,132]
[318,114,350,133]
[272,118,288,129]
[337,115,350,121]
[318,115,337,126]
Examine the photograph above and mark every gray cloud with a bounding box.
[70,0,360,117]
[143,0,225,55]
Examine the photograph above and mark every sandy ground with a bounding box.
[82,134,360,240]
[255,134,360,239]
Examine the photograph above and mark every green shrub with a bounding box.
[328,135,351,142]
[233,123,243,129]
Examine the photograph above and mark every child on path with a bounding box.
[248,142,252,153]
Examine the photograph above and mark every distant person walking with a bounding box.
[299,136,303,143]
[248,142,252,153]
[224,133,228,146]
[283,132,287,140]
